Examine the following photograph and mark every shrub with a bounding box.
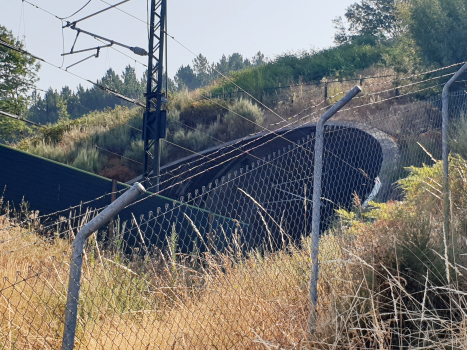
[166,109,180,134]
[449,115,467,159]
[122,140,144,172]
[185,127,213,151]
[167,89,192,112]
[92,125,132,153]
[99,163,137,182]
[334,154,467,297]
[179,99,232,127]
[224,99,263,139]
[72,146,106,173]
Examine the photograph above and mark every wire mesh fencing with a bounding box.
[2,91,467,349]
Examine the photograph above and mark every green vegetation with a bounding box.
[2,0,467,183]
[3,155,467,348]
[3,0,467,347]
[0,25,39,140]
[409,0,467,66]
[13,97,264,181]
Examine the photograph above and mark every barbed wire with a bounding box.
[1,76,450,246]
[5,78,444,250]
[139,78,448,203]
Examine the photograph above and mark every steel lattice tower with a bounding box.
[143,0,167,190]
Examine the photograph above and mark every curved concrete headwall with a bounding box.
[326,121,399,202]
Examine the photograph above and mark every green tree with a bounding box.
[174,65,200,90]
[333,0,399,44]
[0,25,39,139]
[252,51,266,66]
[78,68,125,110]
[193,54,211,87]
[27,88,69,125]
[121,65,144,99]
[215,54,229,76]
[228,53,246,71]
[409,0,467,66]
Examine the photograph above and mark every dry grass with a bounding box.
[3,156,467,349]
[0,212,71,349]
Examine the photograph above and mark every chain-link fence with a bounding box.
[2,87,467,349]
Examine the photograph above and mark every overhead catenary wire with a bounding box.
[149,73,415,190]
[20,0,457,172]
[157,87,332,178]
[155,62,448,184]
[1,31,455,195]
[0,39,145,108]
[34,0,462,103]
[23,0,148,69]
[2,76,452,250]
[24,0,292,128]
[3,80,448,251]
[63,0,131,28]
[4,27,316,163]
[0,109,41,126]
[58,0,93,20]
[139,76,448,202]
[9,2,465,210]
[94,145,142,164]
[124,83,447,226]
[0,4,392,243]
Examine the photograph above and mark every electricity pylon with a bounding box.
[142,0,167,191]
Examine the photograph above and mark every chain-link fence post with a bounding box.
[61,182,146,350]
[309,86,361,334]
[442,63,467,254]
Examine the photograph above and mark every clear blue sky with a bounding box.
[1,0,356,94]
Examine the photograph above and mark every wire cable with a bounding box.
[94,145,142,164]
[0,109,41,126]
[22,0,452,173]
[138,77,448,204]
[58,0,93,20]
[15,0,466,203]
[0,39,144,108]
[23,0,148,69]
[100,0,146,25]
[0,33,454,198]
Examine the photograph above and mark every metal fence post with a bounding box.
[61,182,146,350]
[309,86,361,334]
[442,63,467,253]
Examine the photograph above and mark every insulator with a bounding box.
[131,47,148,56]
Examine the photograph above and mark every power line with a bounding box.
[94,145,142,164]
[58,0,93,20]
[100,0,146,25]
[0,39,146,108]
[144,73,447,193]
[15,0,462,190]
[0,109,41,126]
[163,139,213,161]
[23,0,148,69]
[17,0,341,164]
[135,80,448,209]
[23,0,62,20]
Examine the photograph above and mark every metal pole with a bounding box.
[142,0,167,191]
[153,0,167,191]
[442,62,467,254]
[61,183,145,350]
[108,179,118,242]
[309,85,361,334]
